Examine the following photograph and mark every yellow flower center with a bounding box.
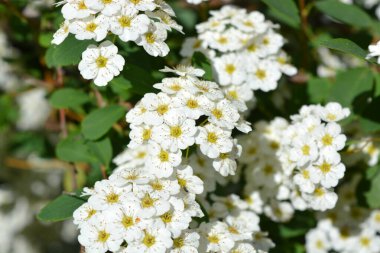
[78,1,87,10]
[86,22,97,32]
[321,134,333,146]
[219,153,229,159]
[302,145,310,155]
[228,226,239,234]
[97,230,110,243]
[244,20,254,27]
[314,187,325,197]
[319,162,331,174]
[137,151,146,159]
[145,33,156,44]
[248,44,257,52]
[157,104,169,115]
[177,177,187,188]
[173,237,184,248]
[122,215,134,228]
[141,194,155,208]
[193,40,202,49]
[225,64,236,75]
[255,69,266,80]
[315,239,324,249]
[106,192,119,204]
[170,126,182,138]
[160,211,173,223]
[264,165,273,175]
[150,180,163,191]
[158,150,169,162]
[326,113,337,121]
[143,232,156,247]
[102,0,113,4]
[302,169,310,179]
[212,108,223,119]
[360,237,371,247]
[207,132,218,144]
[186,99,199,109]
[227,90,238,100]
[170,83,182,91]
[207,235,220,243]
[85,208,96,220]
[96,56,108,68]
[263,37,270,45]
[142,128,152,141]
[118,16,132,27]
[217,37,228,44]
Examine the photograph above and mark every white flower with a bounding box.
[109,166,151,187]
[125,220,173,253]
[52,21,70,45]
[125,0,156,11]
[141,93,175,126]
[160,209,192,237]
[147,10,183,33]
[195,124,234,159]
[135,189,170,218]
[246,59,281,91]
[153,77,192,95]
[61,0,95,20]
[108,203,144,243]
[73,203,98,228]
[126,101,149,126]
[160,65,205,79]
[293,167,315,193]
[69,15,109,42]
[310,151,345,188]
[129,125,154,148]
[78,41,125,86]
[193,80,224,101]
[170,230,200,253]
[367,40,380,64]
[264,201,294,222]
[349,228,380,253]
[176,165,204,195]
[110,7,150,42]
[88,180,132,211]
[146,177,180,200]
[306,187,338,211]
[213,54,246,86]
[84,0,122,16]
[305,228,331,253]
[212,141,241,176]
[230,243,257,253]
[319,102,350,122]
[78,214,123,253]
[199,221,235,252]
[172,91,210,120]
[289,136,319,166]
[148,142,182,178]
[316,122,346,152]
[245,191,264,214]
[204,99,240,129]
[137,23,169,57]
[152,112,197,152]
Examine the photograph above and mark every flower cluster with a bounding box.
[52,0,182,86]
[72,65,272,252]
[181,5,296,96]
[235,103,350,222]
[305,175,380,253]
[346,137,380,167]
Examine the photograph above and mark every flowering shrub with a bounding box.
[1,0,380,253]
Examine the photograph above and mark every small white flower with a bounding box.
[137,23,169,57]
[212,140,241,176]
[152,112,197,152]
[78,41,125,86]
[213,53,246,86]
[176,165,204,195]
[246,59,281,91]
[319,102,350,122]
[148,142,182,178]
[153,77,192,95]
[110,7,151,42]
[61,0,96,20]
[306,187,338,211]
[141,92,175,126]
[199,221,235,253]
[195,124,234,159]
[69,15,109,42]
[73,203,98,228]
[293,167,315,193]
[310,151,345,188]
[316,122,346,152]
[170,230,200,253]
[306,228,331,253]
[126,0,156,11]
[84,0,122,16]
[52,21,70,45]
[204,99,240,129]
[172,91,210,120]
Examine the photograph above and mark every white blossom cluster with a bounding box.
[72,65,274,252]
[236,102,350,222]
[305,175,380,253]
[346,137,380,167]
[52,0,182,86]
[181,5,296,96]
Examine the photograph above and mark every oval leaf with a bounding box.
[50,88,91,109]
[81,105,125,140]
[321,38,368,60]
[37,194,85,222]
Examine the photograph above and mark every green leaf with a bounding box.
[49,88,91,109]
[123,64,156,95]
[37,194,86,222]
[261,0,300,28]
[81,105,125,140]
[56,137,97,163]
[316,0,373,28]
[321,38,368,60]
[87,138,113,166]
[45,35,93,68]
[329,68,374,107]
[110,76,133,100]
[364,166,380,208]
[191,52,213,81]
[307,77,332,103]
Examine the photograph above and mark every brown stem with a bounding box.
[94,88,106,108]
